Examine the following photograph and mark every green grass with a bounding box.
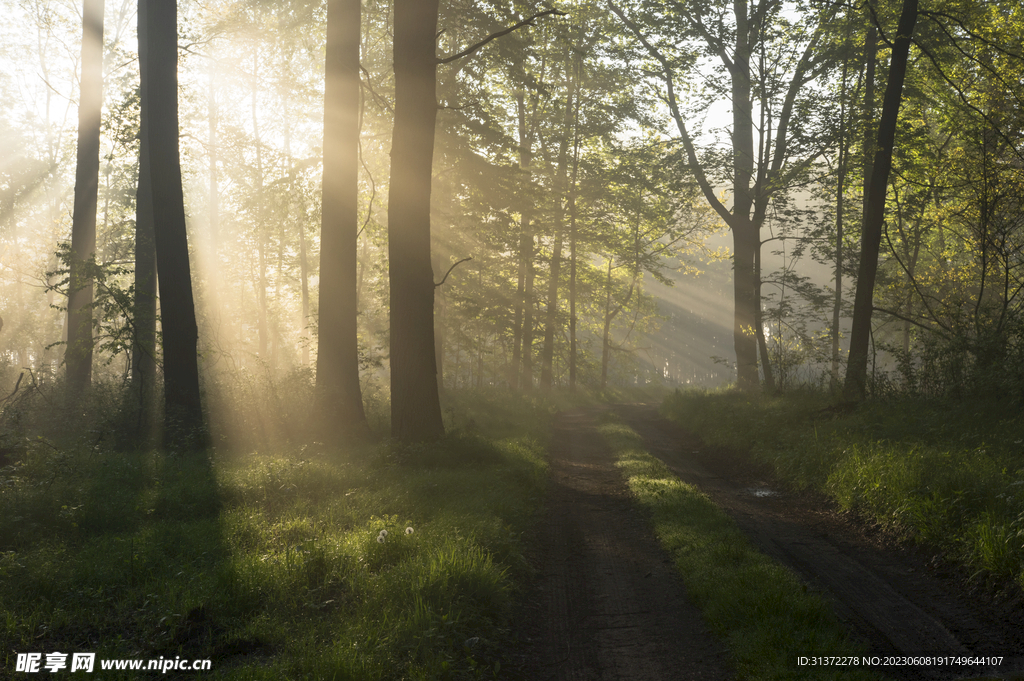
[0,394,549,679]
[599,417,881,681]
[661,388,1024,590]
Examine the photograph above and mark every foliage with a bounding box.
[661,388,1024,591]
[0,386,550,679]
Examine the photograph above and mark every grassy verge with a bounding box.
[598,417,882,681]
[0,394,550,679]
[661,389,1024,590]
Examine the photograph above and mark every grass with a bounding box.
[660,388,1024,591]
[598,416,881,681]
[0,393,550,679]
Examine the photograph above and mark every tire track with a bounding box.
[617,403,1024,681]
[508,409,732,680]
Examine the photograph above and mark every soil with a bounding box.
[506,405,1024,681]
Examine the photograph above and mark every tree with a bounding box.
[610,0,839,390]
[315,0,370,442]
[143,0,205,448]
[388,2,562,438]
[131,0,156,439]
[388,0,445,441]
[844,0,919,401]
[66,0,104,396]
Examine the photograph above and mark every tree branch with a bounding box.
[435,257,473,287]
[607,0,737,230]
[437,9,567,65]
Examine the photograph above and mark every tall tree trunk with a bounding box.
[251,45,270,365]
[298,213,310,367]
[568,133,580,394]
[520,232,535,392]
[511,92,536,391]
[831,63,850,387]
[388,0,444,441]
[66,0,104,397]
[540,62,577,391]
[145,0,205,449]
[316,0,369,441]
[731,0,760,391]
[601,259,614,389]
[844,0,918,401]
[131,0,156,442]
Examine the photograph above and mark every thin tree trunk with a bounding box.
[520,233,534,392]
[511,91,536,391]
[316,0,369,440]
[844,0,918,401]
[601,259,614,389]
[252,45,269,364]
[540,60,577,390]
[754,243,775,391]
[298,213,310,367]
[831,46,852,387]
[66,0,104,396]
[146,0,205,449]
[388,0,444,440]
[568,131,580,394]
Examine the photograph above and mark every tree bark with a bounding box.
[388,0,444,441]
[568,132,580,394]
[540,58,578,391]
[145,0,205,449]
[316,0,370,441]
[66,0,104,397]
[131,0,156,442]
[844,0,918,401]
[754,242,775,391]
[730,0,761,391]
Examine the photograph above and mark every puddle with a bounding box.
[747,488,777,498]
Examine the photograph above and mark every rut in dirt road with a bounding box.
[509,410,732,681]
[616,404,1024,681]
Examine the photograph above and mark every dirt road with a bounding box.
[509,406,1024,681]
[507,409,732,680]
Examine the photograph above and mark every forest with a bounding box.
[1,0,1023,678]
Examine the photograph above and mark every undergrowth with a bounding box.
[599,416,880,681]
[0,388,550,679]
[661,388,1024,591]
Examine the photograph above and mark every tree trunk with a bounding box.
[540,61,577,391]
[131,0,157,442]
[388,0,444,441]
[66,0,104,397]
[520,233,535,392]
[601,259,614,389]
[511,92,536,391]
[568,133,580,394]
[831,45,852,388]
[754,243,775,391]
[145,0,205,449]
[731,0,760,391]
[250,45,270,365]
[316,0,370,441]
[844,0,918,401]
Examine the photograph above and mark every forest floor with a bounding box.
[507,404,1024,681]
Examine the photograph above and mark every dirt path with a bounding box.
[508,405,1024,680]
[507,409,733,680]
[616,403,1024,681]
